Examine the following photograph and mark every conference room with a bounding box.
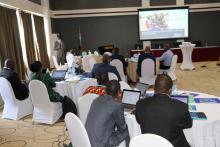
[0,0,220,147]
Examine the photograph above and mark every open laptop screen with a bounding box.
[51,70,67,81]
[122,89,141,105]
[136,82,149,97]
[171,95,188,104]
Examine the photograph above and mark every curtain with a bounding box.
[21,12,36,66]
[33,15,50,68]
[0,6,26,79]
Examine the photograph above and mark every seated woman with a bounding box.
[29,61,77,116]
[83,71,109,96]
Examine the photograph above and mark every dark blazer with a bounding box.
[137,52,156,76]
[90,63,121,81]
[85,95,129,147]
[29,73,64,102]
[111,54,128,75]
[135,93,192,147]
[0,68,29,100]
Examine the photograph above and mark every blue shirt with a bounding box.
[157,50,174,66]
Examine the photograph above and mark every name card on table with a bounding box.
[194,98,220,103]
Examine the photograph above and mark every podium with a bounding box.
[98,44,114,55]
[179,43,195,70]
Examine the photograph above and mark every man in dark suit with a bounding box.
[90,54,121,81]
[111,47,128,75]
[86,80,130,147]
[0,58,29,100]
[135,74,192,147]
[137,46,156,76]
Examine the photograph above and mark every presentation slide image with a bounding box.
[140,29,185,40]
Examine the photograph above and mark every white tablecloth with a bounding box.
[179,44,195,70]
[54,78,97,105]
[125,90,220,147]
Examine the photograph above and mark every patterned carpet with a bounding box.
[0,61,220,147]
[0,114,69,147]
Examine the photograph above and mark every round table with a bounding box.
[125,90,220,147]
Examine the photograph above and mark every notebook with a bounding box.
[51,70,67,81]
[136,82,149,98]
[122,89,141,110]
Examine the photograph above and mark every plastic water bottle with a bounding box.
[172,84,178,95]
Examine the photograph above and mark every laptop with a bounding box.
[136,82,149,98]
[51,70,67,81]
[171,95,188,104]
[122,89,141,111]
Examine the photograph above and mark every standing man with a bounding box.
[157,43,174,69]
[54,33,65,65]
[85,80,130,147]
[135,74,192,147]
[0,58,29,100]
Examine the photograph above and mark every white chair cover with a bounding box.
[29,80,62,124]
[78,93,99,125]
[82,55,92,72]
[89,57,97,70]
[159,55,178,80]
[108,72,118,81]
[0,77,33,120]
[65,113,91,147]
[119,81,131,91]
[129,134,174,147]
[139,59,156,85]
[111,59,127,82]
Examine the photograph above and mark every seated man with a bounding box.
[111,47,128,75]
[135,74,192,147]
[83,71,109,96]
[157,43,174,69]
[0,58,29,100]
[66,49,81,74]
[85,80,130,147]
[90,54,121,81]
[66,49,79,68]
[137,46,156,76]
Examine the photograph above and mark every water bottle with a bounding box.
[172,84,178,95]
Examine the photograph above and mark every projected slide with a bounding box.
[139,8,189,40]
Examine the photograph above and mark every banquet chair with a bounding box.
[0,77,33,120]
[111,59,127,82]
[65,112,91,147]
[52,55,68,70]
[139,59,156,85]
[80,78,98,98]
[29,80,62,124]
[129,134,173,147]
[89,56,97,70]
[159,55,178,80]
[78,93,99,125]
[108,72,118,81]
[82,55,92,72]
[119,81,131,90]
